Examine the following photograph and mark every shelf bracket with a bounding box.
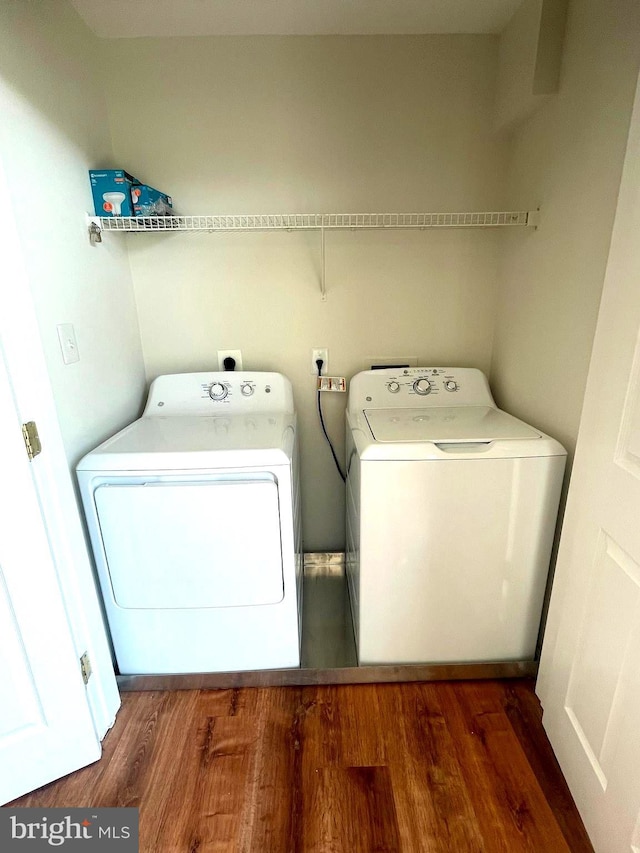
[527,209,541,228]
[320,225,327,301]
[87,216,102,245]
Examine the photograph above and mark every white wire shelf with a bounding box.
[86,210,538,300]
[88,210,535,234]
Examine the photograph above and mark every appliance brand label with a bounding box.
[0,809,138,850]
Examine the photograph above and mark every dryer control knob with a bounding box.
[413,378,432,395]
[387,381,400,393]
[240,383,254,397]
[209,382,228,401]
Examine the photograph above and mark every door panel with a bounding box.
[95,478,284,608]
[563,532,640,789]
[616,333,640,473]
[0,570,45,739]
[538,72,640,851]
[0,346,101,805]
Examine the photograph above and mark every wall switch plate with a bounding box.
[311,348,328,375]
[217,349,243,371]
[57,323,80,364]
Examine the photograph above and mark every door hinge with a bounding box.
[80,652,92,685]
[22,421,42,460]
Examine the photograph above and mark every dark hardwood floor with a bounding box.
[9,679,593,852]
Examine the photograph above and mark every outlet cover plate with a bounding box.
[311,348,328,375]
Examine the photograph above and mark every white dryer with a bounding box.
[77,371,302,675]
[345,367,566,666]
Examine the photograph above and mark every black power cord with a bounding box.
[316,358,346,482]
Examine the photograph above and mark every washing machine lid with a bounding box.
[77,413,296,471]
[363,406,541,443]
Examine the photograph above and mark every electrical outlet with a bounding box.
[217,349,243,371]
[311,348,328,375]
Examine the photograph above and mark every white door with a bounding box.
[537,73,640,851]
[0,343,102,805]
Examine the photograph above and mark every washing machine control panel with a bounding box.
[386,368,459,398]
[348,367,496,412]
[199,376,282,410]
[413,378,432,395]
[208,382,228,401]
[144,372,295,415]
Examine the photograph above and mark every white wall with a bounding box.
[0,0,146,466]
[101,35,508,549]
[490,0,640,457]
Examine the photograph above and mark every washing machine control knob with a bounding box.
[413,378,432,395]
[387,381,400,393]
[240,383,254,396]
[209,382,228,401]
[444,380,458,392]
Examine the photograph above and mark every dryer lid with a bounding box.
[363,406,541,443]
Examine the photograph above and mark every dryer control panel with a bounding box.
[144,371,295,416]
[348,367,496,413]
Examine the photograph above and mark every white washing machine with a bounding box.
[345,367,566,666]
[77,371,302,675]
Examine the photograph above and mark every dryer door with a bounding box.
[94,476,284,608]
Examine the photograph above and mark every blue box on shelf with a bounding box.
[89,170,173,217]
[89,169,138,217]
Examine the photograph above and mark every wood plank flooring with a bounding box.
[9,679,593,852]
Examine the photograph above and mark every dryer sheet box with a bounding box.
[89,170,173,217]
